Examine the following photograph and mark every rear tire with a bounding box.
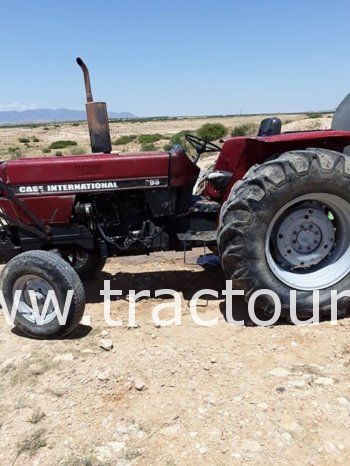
[218,148,350,319]
[0,250,86,338]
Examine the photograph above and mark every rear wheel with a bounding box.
[218,148,350,318]
[0,250,86,338]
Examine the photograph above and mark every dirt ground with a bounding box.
[0,251,350,465]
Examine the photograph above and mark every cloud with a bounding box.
[0,102,38,111]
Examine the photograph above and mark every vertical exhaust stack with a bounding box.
[76,57,112,154]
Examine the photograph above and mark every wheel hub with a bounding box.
[276,206,335,268]
[13,275,56,324]
[294,222,321,253]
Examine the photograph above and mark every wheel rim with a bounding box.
[265,193,350,290]
[13,274,57,324]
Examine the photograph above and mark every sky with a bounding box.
[0,0,349,117]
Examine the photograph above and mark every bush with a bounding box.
[113,135,137,145]
[197,123,227,141]
[141,142,157,151]
[307,112,322,119]
[43,127,50,131]
[55,151,63,157]
[32,136,40,142]
[42,148,51,154]
[70,146,87,155]
[231,123,258,137]
[49,140,78,149]
[71,122,80,126]
[18,137,30,143]
[138,134,164,144]
[163,131,190,151]
[8,146,22,159]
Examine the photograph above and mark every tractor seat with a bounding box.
[258,117,282,137]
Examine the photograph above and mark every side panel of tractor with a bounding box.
[205,130,350,201]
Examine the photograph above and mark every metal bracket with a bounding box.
[183,240,207,265]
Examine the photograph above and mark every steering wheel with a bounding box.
[185,134,221,160]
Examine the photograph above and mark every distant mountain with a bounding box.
[0,108,136,124]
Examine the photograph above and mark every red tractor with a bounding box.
[1,58,350,338]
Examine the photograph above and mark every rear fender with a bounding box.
[215,131,350,201]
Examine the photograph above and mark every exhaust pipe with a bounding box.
[76,57,112,154]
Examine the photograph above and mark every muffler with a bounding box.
[76,57,112,154]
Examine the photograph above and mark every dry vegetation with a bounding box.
[0,113,333,160]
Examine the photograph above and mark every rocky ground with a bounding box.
[0,251,350,465]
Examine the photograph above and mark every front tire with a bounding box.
[218,148,350,318]
[0,250,86,338]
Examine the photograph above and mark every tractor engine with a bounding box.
[74,192,170,256]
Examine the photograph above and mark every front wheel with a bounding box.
[0,250,86,338]
[218,148,350,318]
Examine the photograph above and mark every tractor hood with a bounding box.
[0,147,199,193]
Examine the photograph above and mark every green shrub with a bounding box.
[43,126,50,131]
[32,136,40,142]
[18,137,30,143]
[71,122,80,126]
[49,140,78,149]
[8,146,22,159]
[197,123,227,141]
[163,131,190,151]
[113,135,137,145]
[55,151,63,156]
[138,134,164,144]
[306,112,322,119]
[42,147,51,154]
[141,142,157,151]
[231,123,258,137]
